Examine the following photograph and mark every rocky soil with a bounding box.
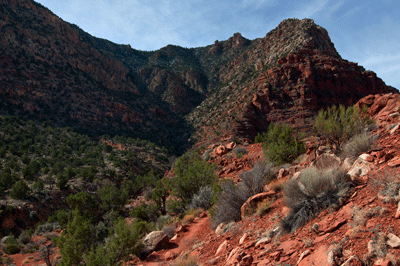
[128,92,400,266]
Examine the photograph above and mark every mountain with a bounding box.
[0,0,397,153]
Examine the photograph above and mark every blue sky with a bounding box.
[34,0,400,89]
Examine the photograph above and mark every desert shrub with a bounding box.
[34,222,60,235]
[57,210,95,266]
[18,230,31,244]
[254,132,268,143]
[342,132,375,160]
[161,224,175,239]
[233,146,248,158]
[3,235,22,255]
[152,177,172,215]
[32,179,44,193]
[256,199,272,216]
[97,183,129,211]
[201,149,212,161]
[212,161,275,226]
[238,161,275,196]
[167,199,186,215]
[373,168,400,204]
[171,254,201,266]
[281,167,352,233]
[212,181,248,227]
[67,192,99,223]
[188,186,213,210]
[129,203,160,223]
[262,123,306,166]
[315,104,369,150]
[173,151,217,204]
[9,180,30,200]
[85,219,145,266]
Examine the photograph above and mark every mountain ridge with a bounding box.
[0,0,397,154]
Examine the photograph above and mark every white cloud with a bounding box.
[291,0,330,19]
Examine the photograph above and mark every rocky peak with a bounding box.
[265,18,340,58]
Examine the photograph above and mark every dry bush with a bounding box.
[212,161,275,227]
[281,167,352,233]
[18,230,31,245]
[387,253,400,266]
[211,181,248,227]
[172,253,202,266]
[256,199,272,216]
[233,146,248,158]
[373,168,400,204]
[303,238,314,247]
[350,206,376,228]
[162,225,175,239]
[188,186,213,210]
[239,161,275,196]
[342,132,375,160]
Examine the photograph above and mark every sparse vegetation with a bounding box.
[281,167,352,233]
[173,151,217,204]
[342,132,375,160]
[233,146,248,158]
[261,123,306,166]
[212,161,275,226]
[315,105,370,150]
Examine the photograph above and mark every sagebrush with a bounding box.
[281,167,352,233]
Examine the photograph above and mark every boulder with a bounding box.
[226,142,237,150]
[255,237,271,247]
[240,255,253,266]
[310,153,341,171]
[215,240,228,256]
[239,233,248,245]
[214,145,228,156]
[347,155,374,178]
[388,157,400,168]
[225,247,242,265]
[142,231,169,256]
[215,222,225,235]
[240,191,275,219]
[387,233,400,248]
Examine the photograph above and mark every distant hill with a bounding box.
[0,0,397,153]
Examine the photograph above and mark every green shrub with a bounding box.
[57,211,95,266]
[67,192,99,223]
[129,203,159,222]
[33,179,44,193]
[315,104,369,150]
[173,151,217,204]
[152,177,172,215]
[262,123,306,166]
[281,167,352,233]
[9,180,30,200]
[18,230,31,244]
[3,235,22,255]
[97,183,128,211]
[85,219,146,266]
[254,132,268,143]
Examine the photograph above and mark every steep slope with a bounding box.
[0,0,396,154]
[186,19,397,146]
[0,0,191,153]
